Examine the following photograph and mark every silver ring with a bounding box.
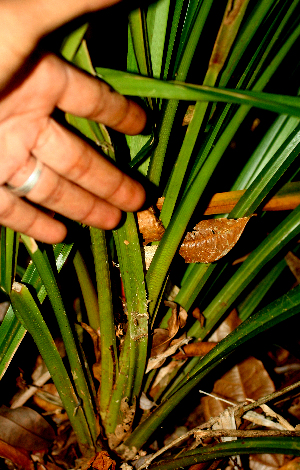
[6,159,43,197]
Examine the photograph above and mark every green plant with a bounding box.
[2,0,300,467]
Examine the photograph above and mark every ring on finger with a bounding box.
[6,159,44,197]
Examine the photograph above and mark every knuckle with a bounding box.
[38,177,65,206]
[0,192,16,221]
[0,189,39,235]
[105,172,125,202]
[65,147,93,182]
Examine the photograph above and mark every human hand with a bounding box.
[0,1,147,243]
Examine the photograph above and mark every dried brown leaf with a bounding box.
[209,309,241,341]
[167,307,180,339]
[250,453,285,470]
[202,356,275,420]
[81,323,101,382]
[144,245,158,270]
[81,323,100,362]
[285,251,300,284]
[150,329,172,357]
[278,457,300,470]
[85,451,116,470]
[173,341,218,359]
[192,307,205,327]
[202,310,275,420]
[0,406,55,450]
[179,217,250,263]
[179,306,188,328]
[146,336,190,373]
[165,301,188,331]
[149,360,185,398]
[0,438,34,470]
[137,207,165,245]
[150,303,188,359]
[288,396,300,420]
[156,197,165,212]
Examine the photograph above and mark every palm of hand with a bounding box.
[0,54,146,243]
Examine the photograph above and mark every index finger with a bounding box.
[50,55,147,135]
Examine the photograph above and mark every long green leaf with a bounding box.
[124,282,300,451]
[148,437,300,470]
[10,282,94,454]
[96,69,300,117]
[21,235,98,444]
[0,306,25,380]
[147,0,170,79]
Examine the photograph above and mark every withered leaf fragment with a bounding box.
[137,207,165,245]
[179,217,250,263]
[86,451,116,470]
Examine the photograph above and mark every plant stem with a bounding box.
[10,283,94,456]
[21,235,98,444]
[73,249,99,331]
[90,227,118,421]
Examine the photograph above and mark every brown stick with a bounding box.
[204,182,300,215]
[137,380,300,470]
[194,429,300,439]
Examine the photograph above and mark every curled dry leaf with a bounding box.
[149,303,188,361]
[150,328,172,358]
[146,336,191,373]
[165,301,188,330]
[179,217,250,263]
[137,207,165,245]
[192,307,206,328]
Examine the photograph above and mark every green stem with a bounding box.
[21,235,97,444]
[90,227,118,421]
[10,283,94,455]
[147,0,214,186]
[73,250,99,331]
[125,282,300,451]
[113,213,148,400]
